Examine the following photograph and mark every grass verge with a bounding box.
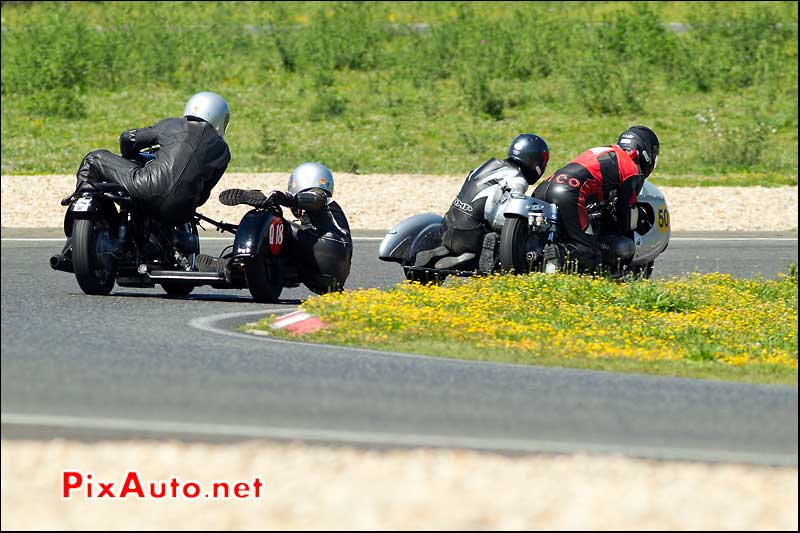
[249,271,798,385]
[2,2,797,181]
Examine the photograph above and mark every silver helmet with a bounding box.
[183,91,230,137]
[287,162,334,196]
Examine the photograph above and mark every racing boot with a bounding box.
[542,243,565,274]
[413,245,450,268]
[478,232,499,273]
[219,189,268,208]
[435,252,476,270]
[195,253,226,273]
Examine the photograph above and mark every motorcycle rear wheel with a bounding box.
[498,217,530,274]
[72,218,117,295]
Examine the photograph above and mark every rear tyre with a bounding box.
[246,249,284,303]
[498,217,530,274]
[72,218,117,295]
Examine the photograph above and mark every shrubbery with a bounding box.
[4,2,795,103]
[1,1,797,177]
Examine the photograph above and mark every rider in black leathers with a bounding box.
[414,133,550,271]
[58,92,231,264]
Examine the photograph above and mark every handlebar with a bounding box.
[194,212,238,235]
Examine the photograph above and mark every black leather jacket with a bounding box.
[117,117,230,223]
[287,189,351,241]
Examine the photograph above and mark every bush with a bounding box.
[1,2,797,178]
[1,6,89,93]
[23,88,86,119]
[675,2,799,92]
[258,122,283,156]
[308,91,347,121]
[571,37,645,115]
[459,69,505,120]
[694,106,775,172]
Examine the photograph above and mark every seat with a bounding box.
[77,180,130,195]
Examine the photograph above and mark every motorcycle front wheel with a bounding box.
[498,217,530,274]
[72,217,117,295]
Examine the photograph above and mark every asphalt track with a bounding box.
[1,231,798,465]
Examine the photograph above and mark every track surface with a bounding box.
[1,232,798,465]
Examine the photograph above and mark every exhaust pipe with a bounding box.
[50,254,73,273]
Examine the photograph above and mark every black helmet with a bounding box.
[507,133,550,185]
[617,126,660,178]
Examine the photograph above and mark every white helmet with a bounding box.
[183,91,230,137]
[288,162,334,196]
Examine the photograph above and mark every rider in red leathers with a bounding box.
[532,126,660,273]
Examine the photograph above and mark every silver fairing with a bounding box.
[631,181,671,266]
[500,195,559,222]
[379,213,444,264]
[378,181,669,270]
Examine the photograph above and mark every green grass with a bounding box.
[249,271,799,385]
[1,1,797,183]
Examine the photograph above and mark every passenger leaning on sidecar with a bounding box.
[58,92,232,261]
[414,133,550,271]
[533,125,661,274]
[215,162,353,294]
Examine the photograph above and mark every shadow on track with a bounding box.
[109,291,304,305]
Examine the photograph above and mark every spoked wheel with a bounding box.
[498,217,531,274]
[72,218,118,295]
[245,249,284,303]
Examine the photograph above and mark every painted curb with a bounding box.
[270,310,328,335]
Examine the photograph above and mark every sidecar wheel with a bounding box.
[72,218,117,295]
[498,217,530,274]
[246,249,284,303]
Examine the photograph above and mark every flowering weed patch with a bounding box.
[253,271,798,384]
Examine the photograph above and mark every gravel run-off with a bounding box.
[2,173,797,231]
[1,440,797,530]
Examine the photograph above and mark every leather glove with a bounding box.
[264,190,295,208]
